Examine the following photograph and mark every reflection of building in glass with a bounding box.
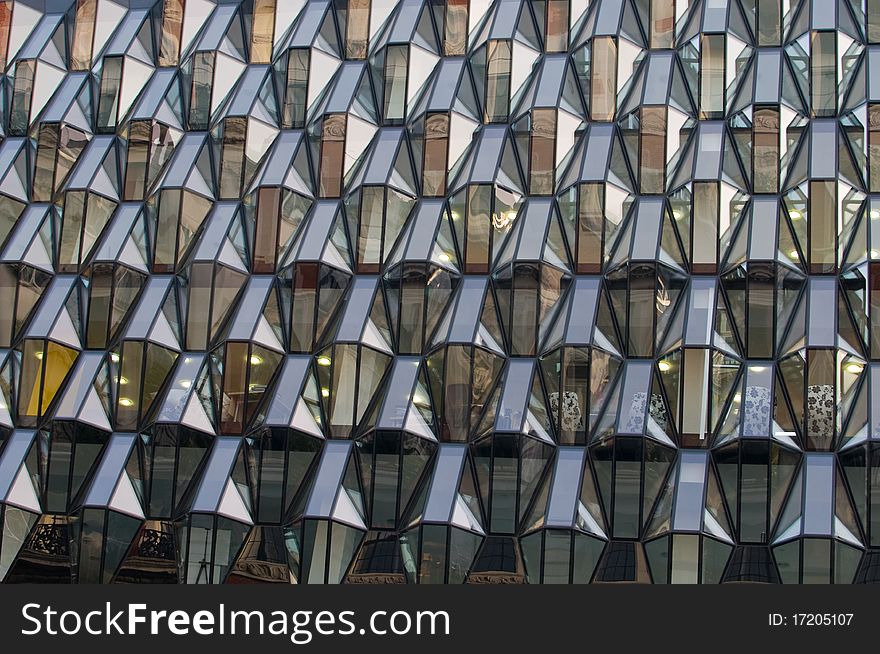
[0,0,878,584]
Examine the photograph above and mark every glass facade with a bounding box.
[0,0,875,585]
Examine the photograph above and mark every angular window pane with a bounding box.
[97,56,123,131]
[870,0,880,44]
[71,0,97,70]
[809,180,836,274]
[444,0,468,56]
[33,123,60,202]
[640,106,666,194]
[591,37,617,121]
[383,45,408,123]
[650,0,675,49]
[319,114,346,198]
[346,0,370,60]
[358,187,385,273]
[283,48,309,129]
[529,109,556,195]
[219,117,247,199]
[423,113,449,196]
[0,1,11,71]
[465,185,491,273]
[485,40,511,123]
[159,0,185,66]
[189,52,215,130]
[250,0,275,64]
[576,183,604,273]
[544,0,569,53]
[9,59,35,136]
[254,186,281,273]
[699,35,724,120]
[692,181,718,271]
[752,107,779,193]
[124,121,151,200]
[757,0,781,46]
[810,31,836,118]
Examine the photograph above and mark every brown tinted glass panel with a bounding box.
[291,263,318,352]
[577,183,603,273]
[871,263,880,358]
[423,113,449,196]
[530,109,556,196]
[692,181,719,272]
[0,1,11,71]
[159,0,185,66]
[186,262,212,350]
[628,265,655,357]
[254,187,281,273]
[444,0,468,56]
[809,180,836,274]
[220,342,249,433]
[117,341,144,430]
[219,117,247,199]
[154,189,181,271]
[97,280,136,362]
[871,104,880,193]
[251,0,275,64]
[319,114,346,198]
[753,107,779,193]
[346,0,370,60]
[59,191,86,272]
[71,0,96,70]
[591,37,617,121]
[124,121,151,200]
[650,0,675,49]
[699,34,724,120]
[545,0,569,53]
[465,185,491,273]
[640,106,666,194]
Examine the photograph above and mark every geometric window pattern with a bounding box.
[0,0,877,584]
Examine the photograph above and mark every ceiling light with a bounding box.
[119,397,134,407]
[733,393,742,404]
[34,351,43,360]
[250,354,263,365]
[321,387,330,398]
[845,362,864,374]
[658,360,671,372]
[788,249,799,259]
[789,210,802,220]
[119,376,128,385]
[317,355,332,366]
[110,352,120,363]
[179,380,192,389]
